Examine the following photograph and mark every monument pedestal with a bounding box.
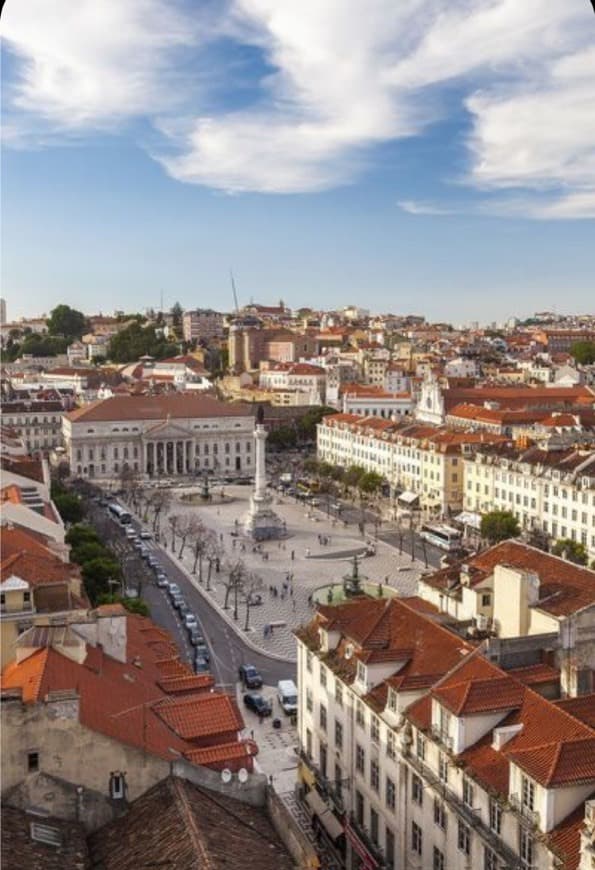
[242,424,285,541]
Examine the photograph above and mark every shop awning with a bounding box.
[397,491,419,505]
[454,511,482,530]
[305,790,344,841]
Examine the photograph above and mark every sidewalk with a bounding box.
[139,484,425,661]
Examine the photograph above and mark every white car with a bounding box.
[183,613,198,629]
[140,530,152,540]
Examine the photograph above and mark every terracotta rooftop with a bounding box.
[0,552,80,589]
[1,805,89,870]
[1,613,253,771]
[421,540,595,618]
[555,694,595,729]
[66,393,252,423]
[88,776,294,870]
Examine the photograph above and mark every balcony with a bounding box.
[405,751,520,868]
[299,749,346,814]
[508,795,540,829]
[346,813,387,870]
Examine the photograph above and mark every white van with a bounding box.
[277,679,298,715]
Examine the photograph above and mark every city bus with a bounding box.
[108,502,132,526]
[419,522,462,551]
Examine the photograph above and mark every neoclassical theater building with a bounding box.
[62,394,255,480]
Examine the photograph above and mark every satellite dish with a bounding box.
[238,768,248,783]
[221,768,232,784]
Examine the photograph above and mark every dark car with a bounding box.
[243,693,272,716]
[194,654,210,674]
[238,664,263,689]
[195,643,210,662]
[188,627,205,646]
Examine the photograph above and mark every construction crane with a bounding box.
[230,270,240,315]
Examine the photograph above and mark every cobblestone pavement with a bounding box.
[140,484,425,661]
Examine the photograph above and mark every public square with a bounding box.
[141,482,427,661]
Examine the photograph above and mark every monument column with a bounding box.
[254,425,267,498]
[242,410,284,540]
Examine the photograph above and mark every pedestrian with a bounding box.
[232,538,236,549]
[258,711,264,725]
[306,548,311,558]
[291,550,295,561]
[220,533,223,542]
[292,599,296,611]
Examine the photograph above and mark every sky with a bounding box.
[2,0,594,324]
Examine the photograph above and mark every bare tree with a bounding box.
[176,515,197,559]
[242,570,264,631]
[204,532,223,592]
[222,558,246,620]
[190,521,209,581]
[151,490,172,537]
[168,513,181,552]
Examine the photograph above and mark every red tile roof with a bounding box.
[66,393,252,423]
[1,613,251,770]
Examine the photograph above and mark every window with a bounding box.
[357,660,367,685]
[335,681,343,707]
[484,846,498,870]
[481,593,491,607]
[412,774,423,806]
[320,704,327,731]
[320,745,327,778]
[433,847,445,870]
[370,715,380,744]
[387,688,397,712]
[521,776,535,811]
[306,651,313,673]
[411,822,422,856]
[386,776,396,810]
[23,591,31,604]
[385,828,395,870]
[306,689,313,713]
[416,732,426,761]
[30,822,62,847]
[370,808,379,844]
[334,763,343,800]
[306,729,312,758]
[356,744,365,774]
[439,753,448,783]
[489,798,502,835]
[334,719,343,750]
[109,772,125,799]
[320,664,327,688]
[370,760,380,793]
[355,790,364,825]
[0,593,5,607]
[356,700,365,728]
[458,820,471,856]
[463,777,474,807]
[386,730,396,760]
[520,830,534,868]
[27,751,39,772]
[434,798,447,830]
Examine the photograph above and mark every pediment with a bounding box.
[143,420,194,440]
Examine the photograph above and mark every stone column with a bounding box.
[254,424,268,499]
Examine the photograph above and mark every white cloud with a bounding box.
[2,0,201,129]
[397,200,455,216]
[2,0,594,216]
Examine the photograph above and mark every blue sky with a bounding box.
[2,0,594,324]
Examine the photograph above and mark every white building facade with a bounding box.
[62,393,254,480]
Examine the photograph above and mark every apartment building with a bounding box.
[341,386,414,419]
[182,308,225,342]
[317,414,505,514]
[296,596,595,870]
[62,393,254,480]
[1,399,66,452]
[259,363,326,403]
[418,540,595,697]
[463,443,595,560]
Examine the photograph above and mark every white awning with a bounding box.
[398,491,419,505]
[454,511,482,530]
[305,789,344,840]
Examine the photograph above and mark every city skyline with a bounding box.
[2,0,594,321]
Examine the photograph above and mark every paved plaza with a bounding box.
[139,483,426,661]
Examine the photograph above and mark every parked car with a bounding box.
[243,693,272,716]
[139,545,149,560]
[238,664,263,689]
[183,613,198,629]
[174,598,188,613]
[147,556,158,569]
[194,643,210,662]
[125,527,136,540]
[277,680,298,715]
[194,654,210,674]
[168,583,181,598]
[188,627,204,646]
[134,540,144,552]
[140,530,152,540]
[156,575,169,588]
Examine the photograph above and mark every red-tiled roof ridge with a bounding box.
[554,694,595,729]
[508,736,595,787]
